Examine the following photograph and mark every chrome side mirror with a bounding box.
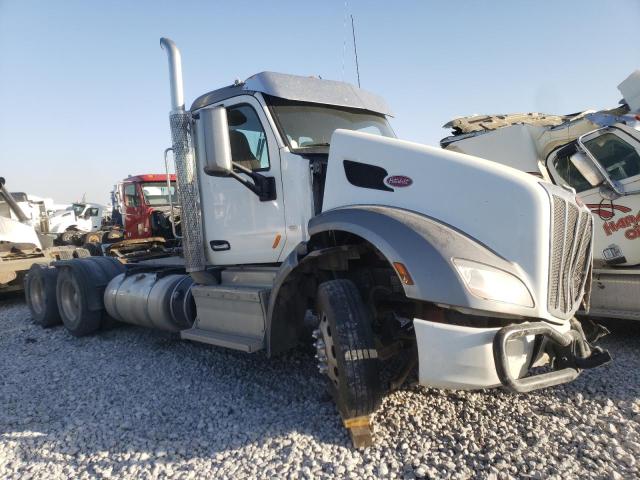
[197,106,232,175]
[569,152,605,187]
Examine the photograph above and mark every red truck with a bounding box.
[113,174,179,240]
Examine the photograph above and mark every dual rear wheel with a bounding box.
[25,257,124,336]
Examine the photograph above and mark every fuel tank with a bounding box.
[104,272,195,331]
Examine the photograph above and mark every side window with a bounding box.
[227,105,270,171]
[583,132,640,182]
[551,152,593,193]
[124,184,139,207]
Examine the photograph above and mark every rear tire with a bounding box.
[84,231,102,244]
[103,229,124,243]
[315,279,382,419]
[60,230,76,245]
[25,264,61,327]
[82,242,103,256]
[56,267,101,336]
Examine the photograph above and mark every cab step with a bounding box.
[180,327,263,352]
[187,283,270,352]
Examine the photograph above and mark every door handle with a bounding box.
[210,240,231,251]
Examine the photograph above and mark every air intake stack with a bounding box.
[160,37,208,278]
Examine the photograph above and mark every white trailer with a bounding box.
[25,38,609,447]
[442,71,640,322]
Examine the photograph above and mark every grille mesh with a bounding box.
[548,194,593,317]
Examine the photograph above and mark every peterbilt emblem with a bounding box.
[385,175,413,188]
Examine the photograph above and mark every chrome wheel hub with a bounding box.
[30,275,45,315]
[313,313,339,386]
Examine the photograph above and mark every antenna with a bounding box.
[341,1,348,81]
[351,14,361,87]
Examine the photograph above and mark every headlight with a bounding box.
[453,259,534,308]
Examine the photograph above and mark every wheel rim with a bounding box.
[30,275,45,316]
[59,275,81,325]
[313,313,340,386]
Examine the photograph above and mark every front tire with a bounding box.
[314,279,382,419]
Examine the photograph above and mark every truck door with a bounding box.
[123,182,145,238]
[547,125,640,266]
[196,95,286,265]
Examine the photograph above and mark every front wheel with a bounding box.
[313,279,382,421]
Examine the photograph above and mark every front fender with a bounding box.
[308,206,533,310]
[265,205,537,356]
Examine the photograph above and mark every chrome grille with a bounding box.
[548,194,593,318]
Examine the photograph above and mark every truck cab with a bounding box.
[188,73,395,265]
[115,174,178,240]
[547,124,640,266]
[441,70,640,320]
[48,202,105,234]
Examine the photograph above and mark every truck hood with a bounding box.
[0,216,41,248]
[323,129,569,322]
[48,211,76,233]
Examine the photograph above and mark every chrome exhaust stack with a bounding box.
[160,38,185,112]
[160,37,209,279]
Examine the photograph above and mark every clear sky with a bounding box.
[1,0,639,203]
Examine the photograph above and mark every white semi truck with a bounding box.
[24,38,609,447]
[442,71,640,322]
[48,202,107,237]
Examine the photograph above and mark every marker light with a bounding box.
[393,262,414,285]
[453,259,534,308]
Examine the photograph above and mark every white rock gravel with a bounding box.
[1,295,639,479]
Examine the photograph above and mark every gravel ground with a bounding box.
[1,295,639,479]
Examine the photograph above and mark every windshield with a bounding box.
[141,182,178,206]
[71,203,85,216]
[11,192,28,202]
[267,97,395,151]
[583,130,640,181]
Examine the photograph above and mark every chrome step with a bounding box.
[220,266,279,287]
[189,283,270,349]
[180,327,263,352]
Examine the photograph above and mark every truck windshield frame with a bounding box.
[141,182,178,206]
[264,95,395,153]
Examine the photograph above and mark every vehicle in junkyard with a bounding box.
[442,70,640,322]
[48,202,108,241]
[112,173,180,241]
[24,38,610,447]
[0,177,90,294]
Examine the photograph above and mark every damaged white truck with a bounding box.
[442,71,640,322]
[24,38,609,447]
[0,178,89,294]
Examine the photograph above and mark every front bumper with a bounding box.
[413,317,610,391]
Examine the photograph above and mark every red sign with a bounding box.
[585,203,631,220]
[386,175,413,188]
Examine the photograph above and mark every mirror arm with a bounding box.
[203,163,276,202]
